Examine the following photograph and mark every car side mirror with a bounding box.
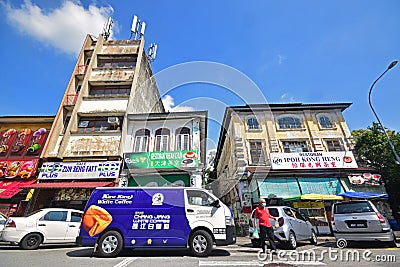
[211,199,220,208]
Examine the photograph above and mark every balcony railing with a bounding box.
[64,94,78,106]
[75,64,88,75]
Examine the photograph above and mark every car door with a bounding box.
[64,211,82,242]
[291,208,311,240]
[38,210,69,242]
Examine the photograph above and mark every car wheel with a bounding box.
[189,230,213,257]
[96,230,123,257]
[20,233,43,250]
[287,231,297,249]
[251,238,261,248]
[310,230,317,245]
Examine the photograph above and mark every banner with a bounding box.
[270,151,358,169]
[124,150,198,169]
[39,161,121,179]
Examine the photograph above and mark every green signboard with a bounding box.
[124,150,198,169]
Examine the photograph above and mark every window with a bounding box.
[318,115,333,128]
[43,211,67,222]
[277,116,302,129]
[283,141,309,153]
[62,115,71,134]
[97,56,137,68]
[134,129,150,152]
[249,140,266,165]
[71,212,82,223]
[291,209,306,221]
[284,208,295,218]
[89,85,131,97]
[325,140,343,151]
[247,117,259,130]
[77,117,122,132]
[187,190,215,206]
[176,127,190,151]
[155,128,170,151]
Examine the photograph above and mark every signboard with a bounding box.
[270,151,358,170]
[0,159,39,179]
[298,178,344,195]
[38,161,121,179]
[348,173,381,186]
[124,150,198,169]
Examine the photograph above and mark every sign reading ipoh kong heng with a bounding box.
[270,152,358,170]
[124,150,198,169]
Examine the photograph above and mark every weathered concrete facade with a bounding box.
[42,35,164,160]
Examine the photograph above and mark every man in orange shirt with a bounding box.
[254,198,277,254]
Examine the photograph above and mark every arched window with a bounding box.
[155,128,170,151]
[277,116,302,129]
[176,127,191,151]
[318,115,333,128]
[134,129,150,152]
[247,117,259,130]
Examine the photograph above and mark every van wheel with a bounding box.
[287,231,297,249]
[20,233,42,250]
[310,230,317,245]
[189,230,213,257]
[96,231,123,257]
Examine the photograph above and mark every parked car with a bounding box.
[249,206,317,249]
[0,212,8,238]
[1,208,83,249]
[332,200,396,247]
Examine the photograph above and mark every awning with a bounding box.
[339,192,388,199]
[283,194,344,201]
[21,181,114,189]
[0,180,36,199]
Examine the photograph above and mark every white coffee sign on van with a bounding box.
[270,151,358,169]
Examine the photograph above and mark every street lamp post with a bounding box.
[368,60,400,164]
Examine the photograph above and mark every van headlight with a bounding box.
[225,216,234,226]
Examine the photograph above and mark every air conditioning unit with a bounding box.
[108,117,120,126]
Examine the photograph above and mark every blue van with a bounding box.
[77,187,236,257]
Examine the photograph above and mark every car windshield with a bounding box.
[334,202,373,214]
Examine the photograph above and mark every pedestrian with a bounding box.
[254,198,277,254]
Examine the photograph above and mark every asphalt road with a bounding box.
[0,236,398,267]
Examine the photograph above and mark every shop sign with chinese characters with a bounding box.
[270,151,358,170]
[38,161,121,179]
[124,150,198,169]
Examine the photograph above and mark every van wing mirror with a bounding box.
[211,199,220,208]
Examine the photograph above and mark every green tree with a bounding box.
[352,122,400,224]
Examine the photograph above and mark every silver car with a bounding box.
[249,206,317,249]
[332,200,396,247]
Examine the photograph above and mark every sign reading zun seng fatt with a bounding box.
[270,151,358,170]
[124,150,198,169]
[38,161,121,179]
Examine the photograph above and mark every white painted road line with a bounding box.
[114,257,138,267]
[199,260,326,266]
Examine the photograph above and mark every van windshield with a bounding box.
[334,202,373,214]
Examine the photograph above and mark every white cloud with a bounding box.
[281,93,296,102]
[3,0,115,56]
[162,95,195,112]
[277,54,286,65]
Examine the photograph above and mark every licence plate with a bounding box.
[347,221,367,228]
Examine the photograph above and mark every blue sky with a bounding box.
[1,0,399,149]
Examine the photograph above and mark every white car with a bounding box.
[1,208,83,249]
[0,212,7,236]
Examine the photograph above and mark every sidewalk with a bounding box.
[236,230,400,245]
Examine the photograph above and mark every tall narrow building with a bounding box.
[28,34,164,211]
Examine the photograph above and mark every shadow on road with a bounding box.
[67,248,231,258]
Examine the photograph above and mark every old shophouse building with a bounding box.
[122,111,207,188]
[214,103,388,234]
[27,34,165,211]
[0,116,53,216]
